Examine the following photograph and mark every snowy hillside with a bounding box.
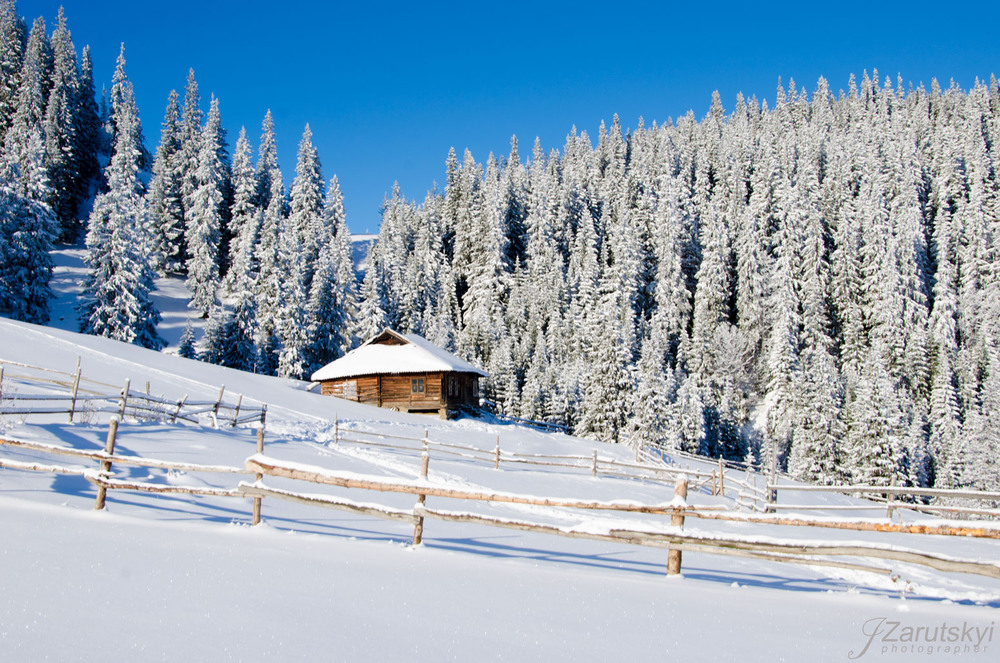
[1,316,999,662]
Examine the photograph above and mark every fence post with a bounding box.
[886,474,897,520]
[334,415,339,446]
[251,406,267,526]
[494,434,500,470]
[592,449,598,478]
[68,357,82,423]
[232,394,243,427]
[171,394,188,424]
[118,379,130,420]
[0,363,5,401]
[765,449,778,513]
[212,384,225,428]
[413,431,430,545]
[666,475,689,576]
[718,457,726,497]
[94,417,120,510]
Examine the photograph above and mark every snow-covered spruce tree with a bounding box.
[223,126,260,295]
[0,128,56,323]
[0,0,25,143]
[2,16,48,188]
[198,304,226,365]
[178,69,201,236]
[73,45,101,206]
[221,291,259,371]
[358,184,408,337]
[288,124,324,292]
[147,90,185,273]
[42,7,83,239]
[255,110,278,209]
[253,173,287,374]
[304,176,356,373]
[274,225,309,379]
[79,45,163,350]
[456,152,508,368]
[185,94,226,316]
[350,75,1000,490]
[177,318,197,359]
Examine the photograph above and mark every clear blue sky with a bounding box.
[17,0,1000,234]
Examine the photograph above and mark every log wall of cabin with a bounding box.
[319,372,480,414]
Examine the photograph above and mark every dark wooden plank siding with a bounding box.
[318,371,481,417]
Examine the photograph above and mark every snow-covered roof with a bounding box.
[310,329,488,381]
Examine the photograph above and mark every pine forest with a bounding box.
[1,1,998,493]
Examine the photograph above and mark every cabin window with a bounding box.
[411,378,425,394]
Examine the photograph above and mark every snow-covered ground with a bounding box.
[1,259,998,661]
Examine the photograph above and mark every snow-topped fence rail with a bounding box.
[332,420,720,492]
[0,358,266,429]
[3,428,1000,583]
[240,453,1000,580]
[637,440,1000,520]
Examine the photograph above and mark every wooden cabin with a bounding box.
[310,329,488,419]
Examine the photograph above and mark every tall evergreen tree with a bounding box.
[0,0,25,142]
[0,127,56,323]
[147,90,185,272]
[79,46,162,349]
[304,175,356,372]
[42,7,82,239]
[185,94,226,315]
[288,123,324,290]
[223,126,260,295]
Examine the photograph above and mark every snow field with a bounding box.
[2,317,999,661]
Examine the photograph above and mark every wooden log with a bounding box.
[117,379,130,420]
[592,450,598,478]
[232,394,243,427]
[611,529,1000,580]
[68,358,82,423]
[211,384,225,428]
[87,476,241,498]
[414,506,893,577]
[767,483,1000,501]
[666,476,689,575]
[684,508,1000,539]
[94,418,119,510]
[0,457,98,478]
[1,436,109,461]
[239,482,417,524]
[252,423,265,526]
[244,456,728,515]
[494,435,500,470]
[413,434,430,544]
[171,394,188,424]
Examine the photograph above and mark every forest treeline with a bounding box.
[362,75,1000,492]
[1,0,997,490]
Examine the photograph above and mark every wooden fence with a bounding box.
[0,358,266,429]
[4,362,1000,583]
[3,423,1000,583]
[329,420,722,494]
[637,441,1000,520]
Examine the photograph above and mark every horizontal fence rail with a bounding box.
[1,358,266,429]
[4,425,1000,585]
[4,361,1000,587]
